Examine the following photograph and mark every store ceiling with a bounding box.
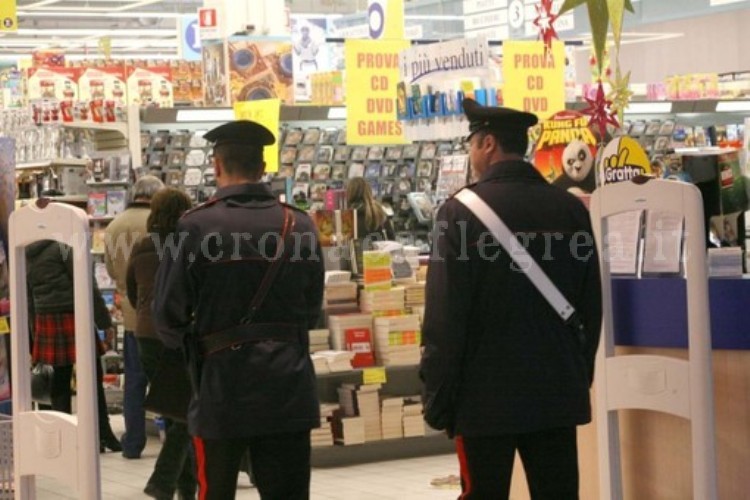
[4,0,374,59]
[3,0,748,61]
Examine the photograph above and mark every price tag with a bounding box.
[362,367,387,385]
[0,317,9,334]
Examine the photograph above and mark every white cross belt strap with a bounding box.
[454,189,579,327]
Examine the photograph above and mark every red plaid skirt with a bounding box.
[33,313,105,366]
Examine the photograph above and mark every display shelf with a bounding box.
[316,363,422,402]
[63,121,129,135]
[16,158,89,171]
[310,432,452,468]
[86,180,130,187]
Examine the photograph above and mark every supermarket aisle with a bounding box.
[35,415,460,499]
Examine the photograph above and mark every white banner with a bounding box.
[399,37,492,84]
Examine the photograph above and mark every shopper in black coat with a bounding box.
[26,239,122,453]
[420,99,602,499]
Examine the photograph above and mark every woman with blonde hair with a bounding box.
[346,177,395,243]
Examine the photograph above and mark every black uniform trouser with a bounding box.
[193,430,311,500]
[456,426,578,500]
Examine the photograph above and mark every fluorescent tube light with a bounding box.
[176,109,235,123]
[17,10,185,18]
[625,102,673,114]
[715,101,750,112]
[327,107,347,119]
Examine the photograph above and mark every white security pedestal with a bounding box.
[590,179,718,500]
[9,200,100,499]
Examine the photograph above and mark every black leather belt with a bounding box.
[199,323,305,356]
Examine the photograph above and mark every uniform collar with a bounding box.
[478,159,546,184]
[213,182,275,202]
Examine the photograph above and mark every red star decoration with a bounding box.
[581,80,619,142]
[533,0,559,55]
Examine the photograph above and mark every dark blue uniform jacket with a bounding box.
[420,160,602,436]
[153,182,325,439]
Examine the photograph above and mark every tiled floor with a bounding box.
[33,415,461,499]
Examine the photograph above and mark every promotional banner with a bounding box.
[345,39,409,145]
[0,0,16,32]
[502,40,565,120]
[291,17,330,102]
[368,0,404,40]
[228,39,294,104]
[597,136,652,185]
[533,110,597,194]
[234,98,281,173]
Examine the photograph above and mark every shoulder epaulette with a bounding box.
[181,198,220,218]
[448,182,478,200]
[280,201,308,215]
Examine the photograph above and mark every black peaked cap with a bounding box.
[204,120,275,147]
[463,98,538,139]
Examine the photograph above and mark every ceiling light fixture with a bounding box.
[17,10,185,18]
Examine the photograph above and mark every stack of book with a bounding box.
[311,404,337,447]
[331,410,365,445]
[360,286,406,315]
[311,350,354,374]
[381,397,404,440]
[373,315,422,366]
[362,250,392,291]
[404,283,425,307]
[324,281,358,309]
[337,383,382,442]
[403,399,426,437]
[308,329,330,353]
[328,313,373,351]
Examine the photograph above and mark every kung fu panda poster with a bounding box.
[532,110,598,195]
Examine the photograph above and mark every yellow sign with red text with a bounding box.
[233,98,281,173]
[345,39,409,145]
[502,41,565,120]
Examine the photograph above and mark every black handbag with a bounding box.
[31,363,54,404]
[143,348,192,422]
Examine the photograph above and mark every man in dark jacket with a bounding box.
[152,120,325,500]
[420,98,602,499]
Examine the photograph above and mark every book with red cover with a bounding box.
[345,327,375,368]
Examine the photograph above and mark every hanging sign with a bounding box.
[533,110,598,194]
[598,136,652,185]
[233,98,281,173]
[345,39,409,145]
[502,40,565,120]
[0,0,16,32]
[180,15,202,62]
[368,0,404,40]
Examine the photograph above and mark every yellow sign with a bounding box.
[502,41,565,120]
[0,317,8,335]
[345,39,409,145]
[0,0,16,32]
[363,367,387,385]
[233,98,281,173]
[98,37,112,60]
[368,0,404,40]
[598,136,651,184]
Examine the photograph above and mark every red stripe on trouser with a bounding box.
[456,435,473,498]
[193,436,208,500]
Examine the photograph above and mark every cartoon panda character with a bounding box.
[553,139,596,194]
